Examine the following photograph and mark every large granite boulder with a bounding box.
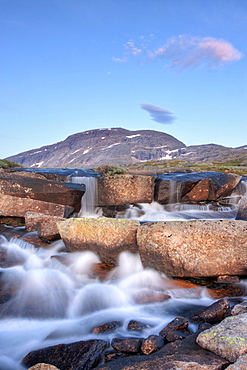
[98,175,154,206]
[0,194,74,218]
[137,220,247,277]
[57,217,140,264]
[0,172,85,212]
[196,313,247,363]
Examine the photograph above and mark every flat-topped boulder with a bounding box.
[137,220,247,277]
[0,171,85,212]
[98,174,154,206]
[57,217,140,264]
[0,193,74,218]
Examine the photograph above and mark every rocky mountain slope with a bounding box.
[6,127,247,168]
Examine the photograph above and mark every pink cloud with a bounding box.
[113,35,243,69]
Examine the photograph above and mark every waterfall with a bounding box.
[65,175,102,218]
[168,180,182,204]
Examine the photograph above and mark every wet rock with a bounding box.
[191,298,230,324]
[98,175,154,206]
[127,320,150,332]
[196,313,247,363]
[209,283,246,299]
[217,275,240,284]
[111,337,143,354]
[0,172,85,212]
[159,317,190,343]
[141,335,164,355]
[133,290,171,304]
[0,245,25,268]
[97,332,229,369]
[182,178,215,202]
[57,217,139,264]
[0,193,74,218]
[137,220,247,277]
[22,339,109,370]
[154,178,197,204]
[231,300,247,316]
[155,171,242,204]
[25,212,66,241]
[236,195,247,220]
[92,321,122,334]
[215,173,242,199]
[198,322,212,331]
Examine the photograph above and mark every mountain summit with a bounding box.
[6,127,247,168]
[6,128,186,168]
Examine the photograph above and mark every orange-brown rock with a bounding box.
[137,220,247,277]
[0,172,85,212]
[0,194,73,218]
[57,217,140,264]
[182,178,215,202]
[25,212,66,241]
[98,175,154,206]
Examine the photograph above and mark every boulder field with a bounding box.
[1,169,247,277]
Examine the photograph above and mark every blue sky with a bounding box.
[1,0,246,159]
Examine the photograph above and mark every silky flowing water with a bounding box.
[0,172,246,369]
[0,234,222,370]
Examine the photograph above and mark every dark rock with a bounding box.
[111,337,143,354]
[141,335,164,355]
[191,298,230,324]
[209,283,246,299]
[217,275,240,284]
[92,321,122,334]
[127,320,150,332]
[22,339,109,370]
[159,317,190,343]
[96,332,229,369]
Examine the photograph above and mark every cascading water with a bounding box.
[65,172,102,218]
[0,234,223,370]
[121,175,247,222]
[1,172,247,368]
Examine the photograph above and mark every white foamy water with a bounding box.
[0,236,217,370]
[65,175,102,218]
[69,175,246,222]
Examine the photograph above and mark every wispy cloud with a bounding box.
[141,104,176,124]
[113,35,243,69]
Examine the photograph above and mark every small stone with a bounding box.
[111,337,143,353]
[141,335,164,354]
[127,320,150,332]
[217,275,240,284]
[231,300,247,316]
[92,321,122,334]
[191,298,230,324]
